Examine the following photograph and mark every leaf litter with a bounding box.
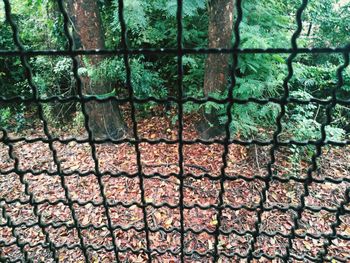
[0,109,349,262]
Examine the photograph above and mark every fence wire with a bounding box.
[0,0,350,262]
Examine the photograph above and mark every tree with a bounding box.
[2,0,348,143]
[68,0,127,139]
[198,0,234,138]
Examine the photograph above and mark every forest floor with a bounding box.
[0,106,350,263]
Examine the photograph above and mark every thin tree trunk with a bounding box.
[198,0,234,139]
[68,0,127,139]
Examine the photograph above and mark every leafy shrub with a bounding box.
[0,107,11,129]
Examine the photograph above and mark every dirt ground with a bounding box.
[0,109,349,262]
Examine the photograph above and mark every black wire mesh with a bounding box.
[0,0,350,262]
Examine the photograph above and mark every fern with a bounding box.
[160,0,206,17]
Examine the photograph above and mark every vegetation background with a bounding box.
[0,0,350,262]
[0,0,349,143]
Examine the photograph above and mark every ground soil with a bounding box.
[0,107,349,262]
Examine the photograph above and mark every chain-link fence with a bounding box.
[1,0,350,262]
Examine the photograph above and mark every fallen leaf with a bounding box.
[210,220,218,226]
[82,214,89,225]
[208,239,213,250]
[303,241,312,250]
[165,217,173,228]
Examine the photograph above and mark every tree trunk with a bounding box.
[68,0,127,139]
[198,0,234,139]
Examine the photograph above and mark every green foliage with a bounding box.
[159,0,206,17]
[29,56,76,126]
[200,0,292,138]
[88,56,166,99]
[33,57,73,97]
[183,55,205,100]
[0,105,25,132]
[223,0,347,141]
[0,107,11,129]
[305,0,350,48]
[283,91,319,141]
[0,21,27,98]
[1,0,69,129]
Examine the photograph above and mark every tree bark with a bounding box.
[68,0,127,139]
[198,0,234,139]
